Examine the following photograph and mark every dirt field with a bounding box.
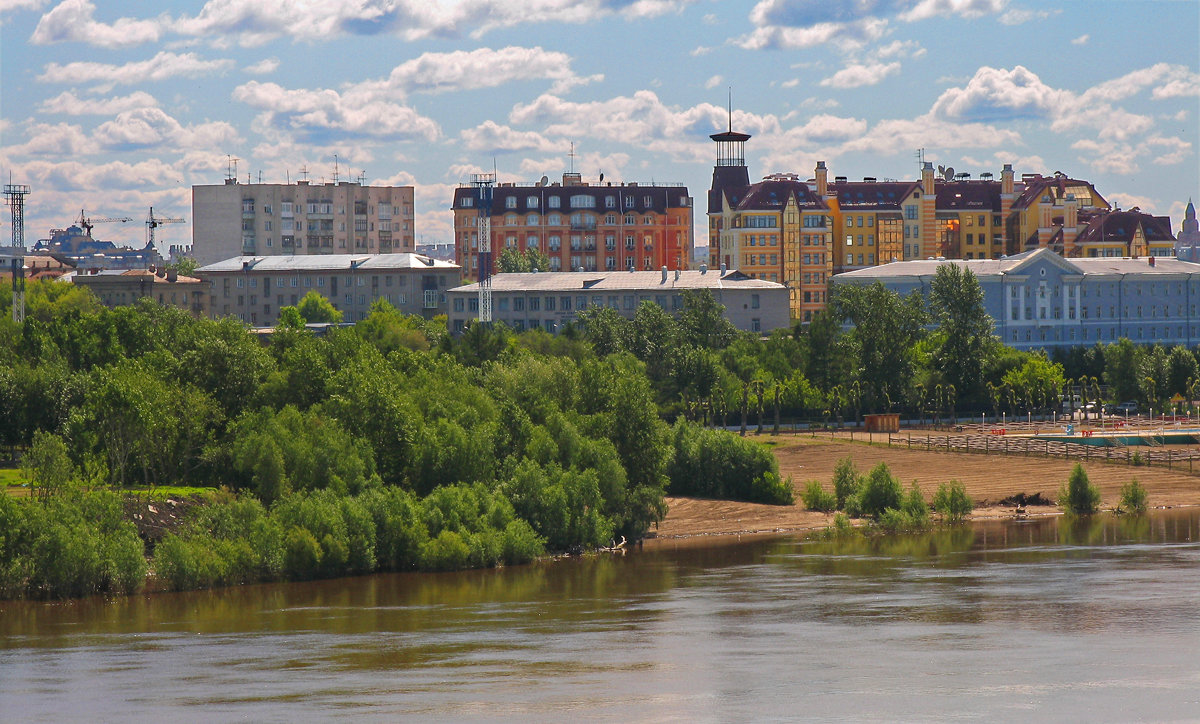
[653,433,1200,541]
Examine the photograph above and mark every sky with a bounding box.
[1,0,1197,254]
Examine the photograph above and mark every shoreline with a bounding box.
[650,432,1200,544]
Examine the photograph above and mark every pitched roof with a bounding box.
[736,178,827,212]
[829,181,919,210]
[834,247,1200,281]
[1075,210,1176,244]
[197,253,459,273]
[448,269,784,293]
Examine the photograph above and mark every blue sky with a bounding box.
[1,0,1197,253]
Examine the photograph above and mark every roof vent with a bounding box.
[674,269,681,281]
[700,263,708,275]
[720,262,727,275]
[661,266,668,283]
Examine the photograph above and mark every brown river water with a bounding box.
[2,511,1200,722]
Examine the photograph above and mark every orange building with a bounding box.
[452,172,693,281]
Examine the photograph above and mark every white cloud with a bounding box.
[800,96,840,109]
[4,121,97,158]
[1070,34,1088,45]
[167,0,693,47]
[997,7,1053,24]
[0,0,48,14]
[877,40,923,58]
[932,65,1065,121]
[93,107,240,152]
[31,0,162,48]
[739,0,1006,50]
[376,47,582,96]
[819,62,901,89]
[37,90,159,115]
[899,0,1005,23]
[244,57,280,75]
[232,81,441,142]
[38,51,234,88]
[459,121,565,153]
[705,75,723,89]
[1071,135,1192,175]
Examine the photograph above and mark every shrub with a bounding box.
[801,480,837,512]
[832,456,860,510]
[1119,479,1148,514]
[932,480,974,523]
[845,463,902,519]
[360,487,427,571]
[666,421,792,505]
[283,526,323,580]
[1059,463,1101,515]
[900,482,929,528]
[422,529,471,571]
[503,459,613,551]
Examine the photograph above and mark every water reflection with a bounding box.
[3,510,1200,722]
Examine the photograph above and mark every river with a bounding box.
[3,512,1200,722]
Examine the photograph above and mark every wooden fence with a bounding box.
[884,432,1200,474]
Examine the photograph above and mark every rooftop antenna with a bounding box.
[226,155,240,183]
[333,154,340,184]
[568,142,576,174]
[299,165,309,182]
[257,170,263,183]
[915,148,925,167]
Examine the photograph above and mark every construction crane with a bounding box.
[146,206,185,247]
[77,208,132,237]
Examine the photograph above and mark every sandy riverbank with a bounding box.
[651,433,1200,542]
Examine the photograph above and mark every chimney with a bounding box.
[719,262,727,275]
[1149,256,1156,267]
[1001,163,1014,195]
[167,269,178,282]
[674,269,681,281]
[815,161,828,198]
[661,265,668,283]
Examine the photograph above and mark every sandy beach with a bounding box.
[652,432,1200,541]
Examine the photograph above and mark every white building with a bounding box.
[192,180,415,265]
[446,266,789,335]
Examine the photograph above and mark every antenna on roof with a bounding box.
[568,142,576,173]
[300,165,309,182]
[333,154,340,184]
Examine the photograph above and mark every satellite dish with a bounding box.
[944,166,955,182]
[599,172,604,183]
[937,165,945,176]
[539,175,549,187]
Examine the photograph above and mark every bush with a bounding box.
[845,463,902,519]
[800,480,837,512]
[1059,463,1101,515]
[900,483,929,527]
[932,480,974,523]
[421,529,471,571]
[832,456,860,510]
[283,526,323,580]
[667,421,793,505]
[1119,479,1148,514]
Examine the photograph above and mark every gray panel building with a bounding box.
[447,267,789,335]
[197,253,459,326]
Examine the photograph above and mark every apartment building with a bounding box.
[195,253,457,326]
[451,172,693,281]
[446,266,788,335]
[192,179,415,265]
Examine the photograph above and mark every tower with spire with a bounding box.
[707,92,752,267]
[1176,199,1200,261]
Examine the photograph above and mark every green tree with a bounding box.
[1104,338,1143,403]
[678,289,738,350]
[1002,353,1065,417]
[498,247,551,273]
[23,430,77,502]
[1059,463,1101,515]
[928,264,996,406]
[832,282,928,411]
[932,480,974,523]
[1166,345,1198,399]
[296,290,344,324]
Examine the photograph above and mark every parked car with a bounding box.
[1114,401,1140,415]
